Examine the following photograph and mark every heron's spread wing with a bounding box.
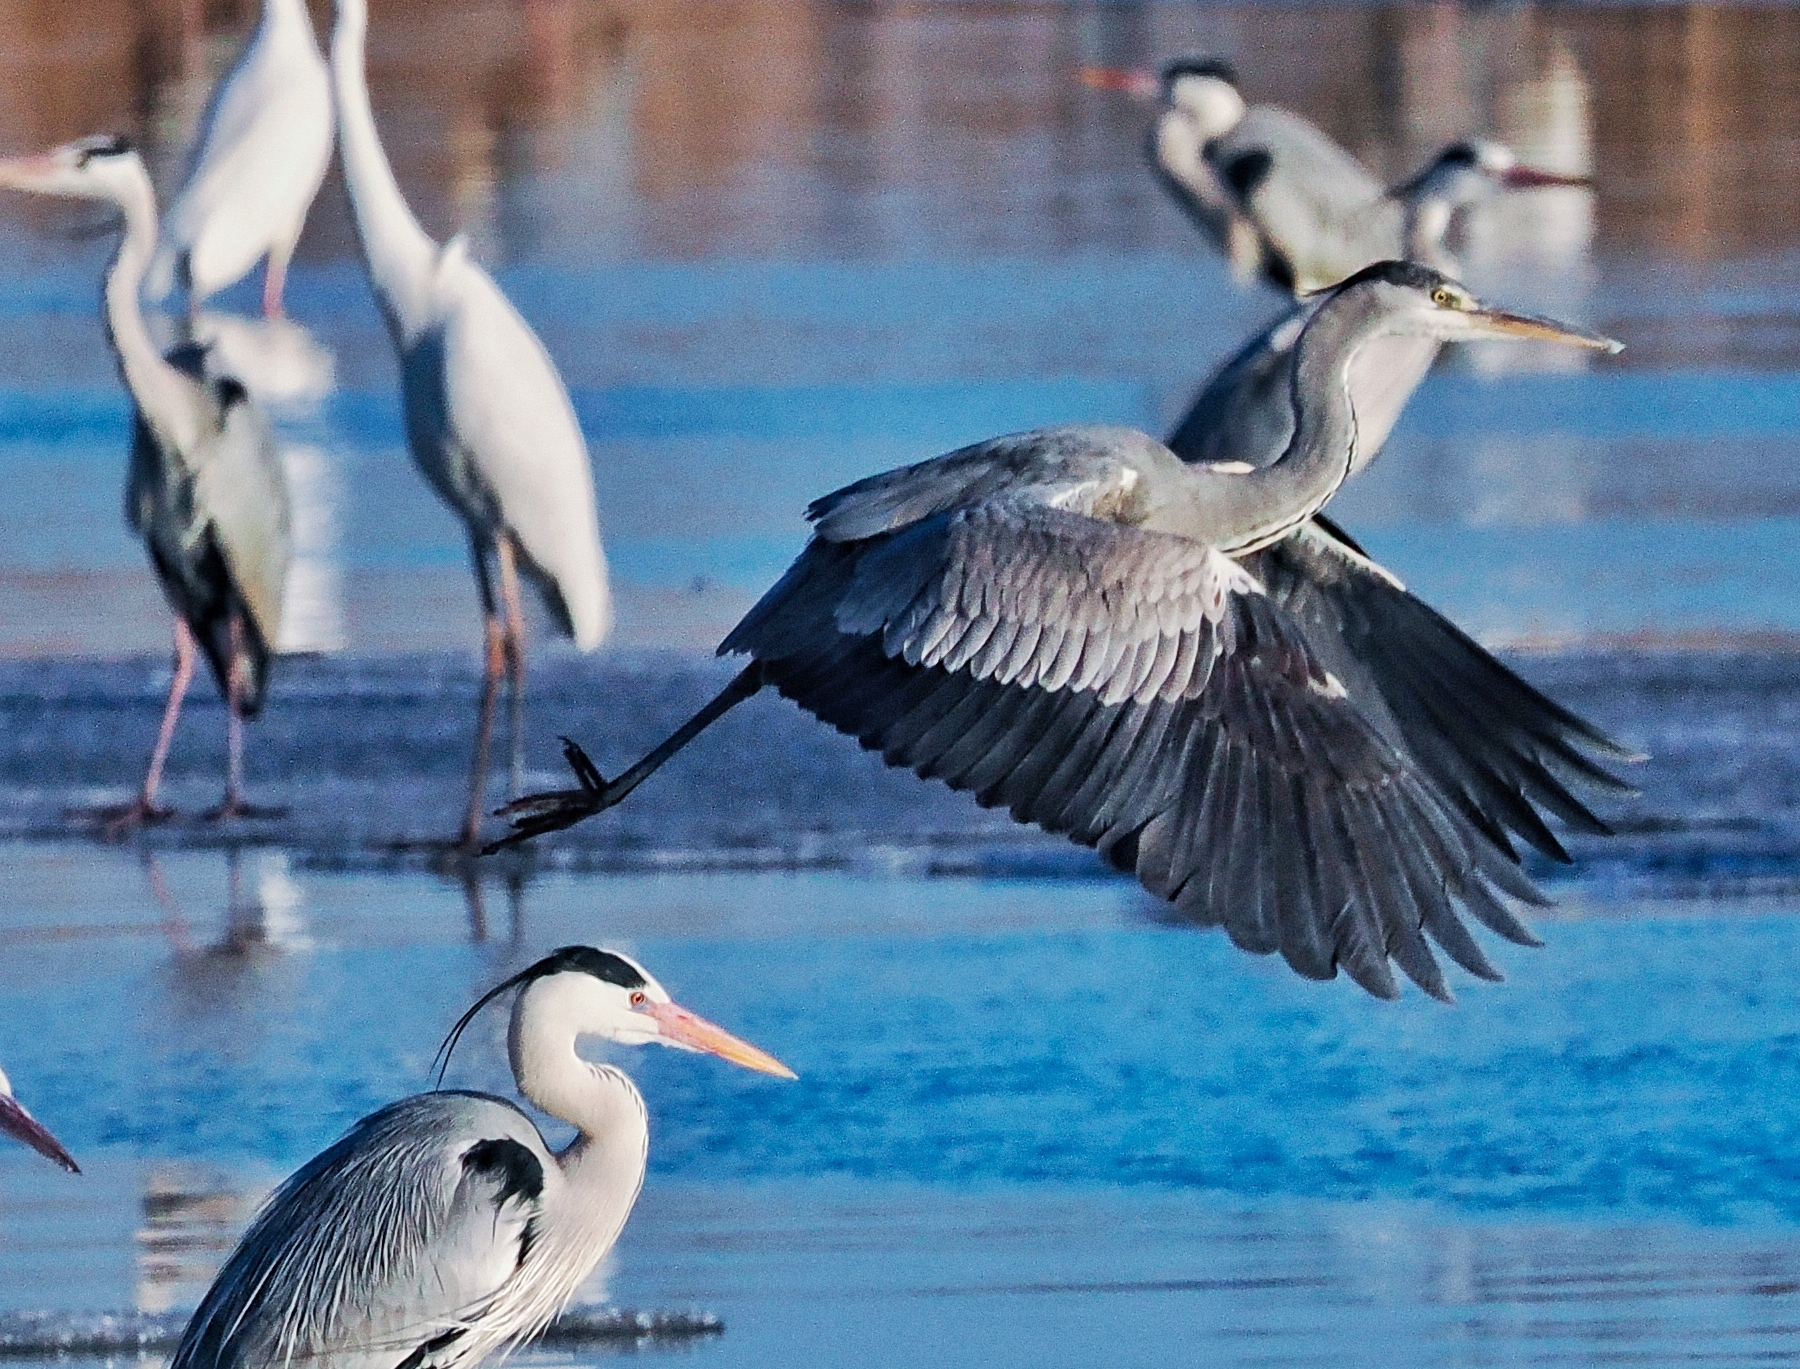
[1166,307,1308,470]
[171,1093,548,1369]
[1251,522,1638,864]
[192,381,291,658]
[725,501,1552,1000]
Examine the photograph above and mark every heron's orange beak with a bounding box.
[644,1001,797,1079]
[1501,164,1591,190]
[1469,308,1623,353]
[1079,66,1159,98]
[0,1093,79,1173]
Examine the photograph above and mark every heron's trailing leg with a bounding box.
[98,619,197,837]
[461,616,506,852]
[485,663,765,853]
[214,617,248,820]
[262,241,292,320]
[496,532,528,800]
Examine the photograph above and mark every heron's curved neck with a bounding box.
[331,0,439,344]
[262,0,318,41]
[1175,288,1389,552]
[1401,195,1455,267]
[509,994,648,1147]
[105,172,197,453]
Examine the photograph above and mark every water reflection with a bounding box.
[135,1162,264,1315]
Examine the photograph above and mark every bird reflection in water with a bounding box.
[142,848,311,961]
[135,1163,268,1316]
[461,866,528,947]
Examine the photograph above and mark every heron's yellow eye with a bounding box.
[630,991,647,1007]
[1431,287,1455,308]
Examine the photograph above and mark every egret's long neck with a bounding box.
[331,0,439,344]
[105,170,198,453]
[263,0,316,41]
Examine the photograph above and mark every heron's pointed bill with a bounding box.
[1079,66,1159,98]
[1469,308,1623,353]
[1501,164,1591,190]
[0,1094,78,1174]
[0,154,58,192]
[643,1002,797,1079]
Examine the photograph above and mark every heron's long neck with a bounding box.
[1170,290,1380,553]
[331,0,439,344]
[1401,194,1455,269]
[105,173,198,453]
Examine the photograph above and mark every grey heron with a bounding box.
[0,137,291,829]
[0,1065,78,1173]
[491,264,1632,1002]
[332,0,611,851]
[170,946,791,1369]
[146,0,334,319]
[1086,58,1589,294]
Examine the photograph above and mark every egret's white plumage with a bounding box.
[330,0,609,846]
[147,0,333,318]
[0,1064,78,1173]
[0,137,292,825]
[171,947,792,1369]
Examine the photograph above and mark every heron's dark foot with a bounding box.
[79,798,175,841]
[482,738,609,854]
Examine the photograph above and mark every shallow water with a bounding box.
[10,846,1800,1365]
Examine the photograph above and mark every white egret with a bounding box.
[0,137,291,829]
[170,946,792,1369]
[330,0,611,851]
[146,0,334,319]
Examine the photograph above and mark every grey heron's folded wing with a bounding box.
[1254,521,1639,866]
[726,499,1552,1002]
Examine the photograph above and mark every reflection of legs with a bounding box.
[496,532,528,800]
[461,541,504,852]
[103,619,196,837]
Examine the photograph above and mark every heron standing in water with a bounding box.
[491,264,1634,1002]
[147,0,334,319]
[170,947,791,1369]
[0,138,291,830]
[331,0,611,851]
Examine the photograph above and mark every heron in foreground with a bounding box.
[0,1065,78,1173]
[0,138,291,830]
[1085,58,1589,294]
[332,0,611,851]
[494,264,1633,1001]
[171,946,792,1369]
[147,0,334,319]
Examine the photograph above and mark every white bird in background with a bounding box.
[330,0,612,851]
[171,946,792,1369]
[0,138,292,830]
[147,0,334,319]
[0,1064,78,1173]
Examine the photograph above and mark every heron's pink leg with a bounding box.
[461,615,506,852]
[496,533,528,799]
[142,620,197,810]
[220,617,247,818]
[262,246,291,321]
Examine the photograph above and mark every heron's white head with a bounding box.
[0,1064,79,1174]
[0,135,148,209]
[1321,260,1623,351]
[1079,55,1244,140]
[1396,138,1590,210]
[436,946,796,1089]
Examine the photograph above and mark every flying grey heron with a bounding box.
[170,946,791,1369]
[332,0,611,852]
[0,137,292,830]
[489,264,1631,1001]
[1086,57,1589,294]
[0,1064,78,1173]
[146,0,334,319]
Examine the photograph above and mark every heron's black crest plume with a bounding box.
[1161,55,1238,90]
[1435,141,1481,169]
[433,946,648,1086]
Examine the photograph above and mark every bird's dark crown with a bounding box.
[1160,55,1238,92]
[1433,141,1481,169]
[1331,259,1456,296]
